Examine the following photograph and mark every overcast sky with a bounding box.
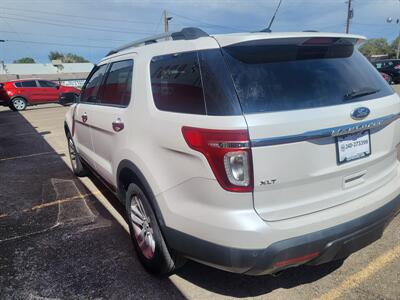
[0,0,399,63]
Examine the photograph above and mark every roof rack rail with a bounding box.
[303,30,319,32]
[106,27,209,56]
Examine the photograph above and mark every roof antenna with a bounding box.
[261,0,283,32]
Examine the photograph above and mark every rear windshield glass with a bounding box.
[222,39,394,113]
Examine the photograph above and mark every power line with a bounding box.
[0,12,153,34]
[0,16,153,35]
[0,30,129,42]
[4,39,111,49]
[168,11,246,31]
[0,6,158,25]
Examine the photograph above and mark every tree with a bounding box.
[48,51,89,63]
[63,53,89,63]
[359,38,395,59]
[48,51,64,61]
[13,57,35,63]
[391,36,400,58]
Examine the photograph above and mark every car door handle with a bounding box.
[81,113,88,123]
[112,118,124,132]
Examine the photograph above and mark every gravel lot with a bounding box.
[0,96,399,299]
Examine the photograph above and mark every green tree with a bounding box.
[391,36,400,58]
[48,51,89,63]
[13,57,35,63]
[63,53,89,63]
[359,38,395,59]
[48,51,64,61]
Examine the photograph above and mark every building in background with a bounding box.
[0,61,93,89]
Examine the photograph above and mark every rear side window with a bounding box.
[99,60,133,107]
[38,80,57,88]
[150,50,241,115]
[21,81,37,88]
[14,82,22,88]
[81,65,107,103]
[223,39,394,113]
[150,51,205,114]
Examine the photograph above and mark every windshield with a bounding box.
[222,39,393,114]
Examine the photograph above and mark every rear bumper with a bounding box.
[0,99,10,106]
[163,192,400,275]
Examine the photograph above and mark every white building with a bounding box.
[0,61,94,87]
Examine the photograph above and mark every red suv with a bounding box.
[0,79,80,111]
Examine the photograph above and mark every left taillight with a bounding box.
[182,126,253,192]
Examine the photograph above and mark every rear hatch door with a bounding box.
[220,35,400,221]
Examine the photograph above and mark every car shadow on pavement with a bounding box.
[176,259,343,298]
[0,110,185,299]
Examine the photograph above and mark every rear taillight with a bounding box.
[182,126,253,192]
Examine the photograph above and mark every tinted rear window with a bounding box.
[150,51,205,114]
[150,50,241,115]
[21,81,37,87]
[223,39,394,113]
[38,80,57,88]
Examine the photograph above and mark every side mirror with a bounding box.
[59,92,78,106]
[56,85,60,89]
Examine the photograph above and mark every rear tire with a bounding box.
[11,97,27,111]
[125,183,186,276]
[9,105,17,111]
[67,132,88,177]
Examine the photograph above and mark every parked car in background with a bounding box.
[380,72,392,84]
[371,59,400,84]
[0,79,80,111]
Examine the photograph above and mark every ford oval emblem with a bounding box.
[351,107,370,120]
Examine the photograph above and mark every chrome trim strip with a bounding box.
[251,113,400,147]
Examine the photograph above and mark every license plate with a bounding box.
[336,130,371,164]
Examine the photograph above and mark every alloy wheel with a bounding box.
[12,99,26,110]
[68,138,78,171]
[130,195,156,259]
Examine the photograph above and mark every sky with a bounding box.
[0,0,399,63]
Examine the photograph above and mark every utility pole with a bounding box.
[163,10,173,33]
[345,0,353,33]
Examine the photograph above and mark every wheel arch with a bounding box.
[117,159,165,227]
[11,95,29,104]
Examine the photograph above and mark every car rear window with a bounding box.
[150,50,241,115]
[150,51,205,114]
[21,80,37,88]
[222,38,394,113]
[38,80,57,88]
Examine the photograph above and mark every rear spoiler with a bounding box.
[214,33,366,48]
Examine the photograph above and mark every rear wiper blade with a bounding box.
[344,87,380,100]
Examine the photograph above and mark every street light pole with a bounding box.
[386,17,400,59]
[0,40,5,67]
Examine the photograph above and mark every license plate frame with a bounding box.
[336,130,371,165]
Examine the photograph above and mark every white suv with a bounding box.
[64,28,400,276]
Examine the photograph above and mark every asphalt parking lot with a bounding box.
[0,101,399,299]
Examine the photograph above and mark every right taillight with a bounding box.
[182,126,253,192]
